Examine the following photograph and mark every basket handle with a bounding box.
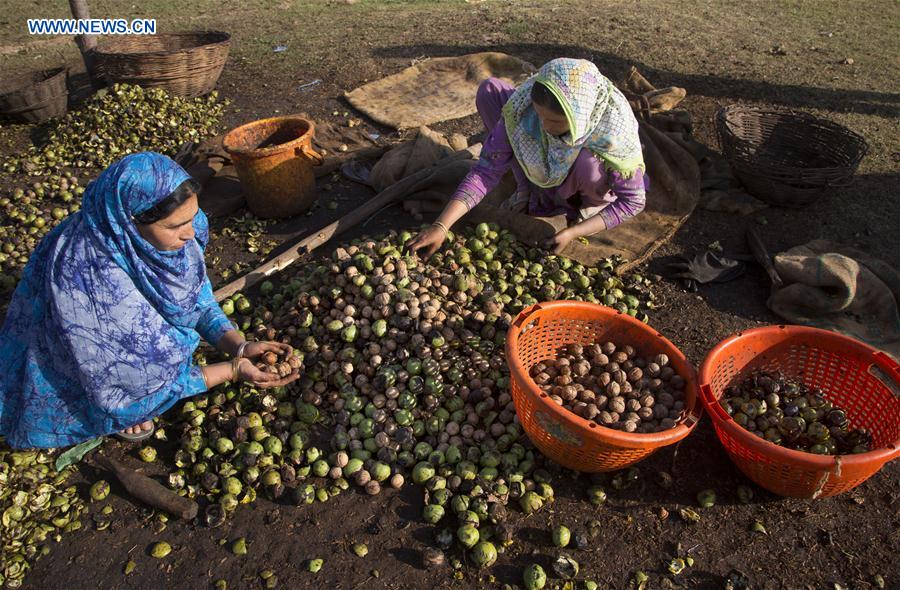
[870,351,900,398]
[700,384,731,422]
[512,302,545,329]
[682,404,703,428]
[296,143,324,166]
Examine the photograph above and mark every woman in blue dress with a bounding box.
[0,152,296,449]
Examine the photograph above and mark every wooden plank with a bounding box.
[213,146,478,301]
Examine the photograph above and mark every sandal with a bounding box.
[115,423,155,442]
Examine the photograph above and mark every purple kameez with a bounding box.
[451,78,648,229]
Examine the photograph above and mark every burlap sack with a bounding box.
[769,240,900,360]
[345,52,535,128]
[370,127,457,191]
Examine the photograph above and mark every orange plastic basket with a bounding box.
[506,301,702,472]
[699,325,900,498]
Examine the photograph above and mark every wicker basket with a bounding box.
[0,66,68,123]
[93,31,230,98]
[716,105,868,208]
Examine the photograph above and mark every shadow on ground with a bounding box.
[370,42,900,118]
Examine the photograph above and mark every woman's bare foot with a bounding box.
[121,420,153,435]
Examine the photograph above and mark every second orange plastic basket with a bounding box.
[506,301,702,472]
[699,325,900,498]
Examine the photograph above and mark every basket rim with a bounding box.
[0,66,68,99]
[716,104,869,152]
[698,324,900,468]
[93,30,231,58]
[223,115,316,159]
[506,300,703,450]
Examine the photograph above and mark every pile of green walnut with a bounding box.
[154,224,654,562]
[530,342,687,433]
[0,448,86,589]
[0,172,84,291]
[721,370,872,455]
[3,83,228,174]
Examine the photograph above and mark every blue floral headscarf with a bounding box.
[0,152,231,448]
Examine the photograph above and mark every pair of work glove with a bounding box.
[665,251,752,292]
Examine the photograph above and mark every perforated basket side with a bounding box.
[700,325,900,498]
[507,301,701,472]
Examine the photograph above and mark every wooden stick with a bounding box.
[213,147,478,301]
[746,225,784,288]
[96,456,198,520]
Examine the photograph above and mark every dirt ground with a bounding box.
[1,1,899,589]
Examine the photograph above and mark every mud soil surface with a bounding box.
[1,1,898,589]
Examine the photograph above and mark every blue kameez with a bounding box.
[0,152,232,449]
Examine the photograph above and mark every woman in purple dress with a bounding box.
[408,58,647,257]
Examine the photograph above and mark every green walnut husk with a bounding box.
[470,541,497,568]
[307,558,324,573]
[668,557,686,575]
[737,485,754,504]
[679,508,701,523]
[90,480,110,501]
[697,489,716,508]
[519,491,544,514]
[552,554,579,579]
[423,504,445,524]
[150,541,172,558]
[586,485,607,506]
[457,524,480,549]
[552,525,571,548]
[523,564,547,590]
[352,543,368,557]
[231,537,248,556]
[11,84,228,173]
[138,446,157,463]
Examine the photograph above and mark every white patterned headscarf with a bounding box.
[502,58,644,188]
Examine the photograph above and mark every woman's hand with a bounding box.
[236,358,300,389]
[405,225,447,259]
[542,228,575,255]
[242,341,293,361]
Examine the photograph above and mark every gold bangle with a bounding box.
[432,221,450,235]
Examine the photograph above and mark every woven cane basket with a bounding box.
[93,31,230,98]
[716,105,867,208]
[0,67,68,123]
